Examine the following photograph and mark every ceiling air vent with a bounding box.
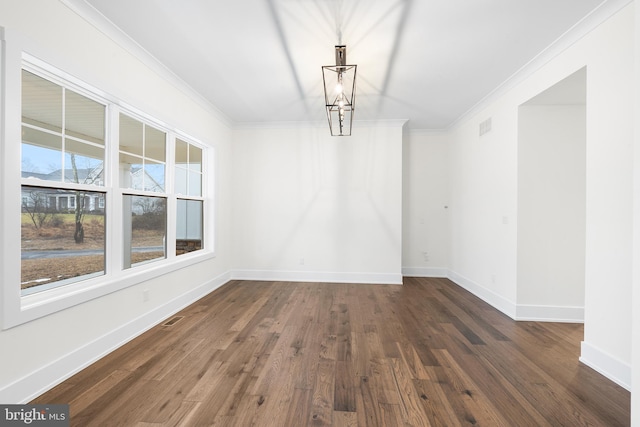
[479,117,492,136]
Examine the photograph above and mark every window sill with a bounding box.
[5,250,215,329]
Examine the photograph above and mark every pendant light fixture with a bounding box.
[322,45,357,136]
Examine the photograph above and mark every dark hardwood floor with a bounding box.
[33,277,630,426]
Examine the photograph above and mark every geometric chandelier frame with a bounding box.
[322,45,357,136]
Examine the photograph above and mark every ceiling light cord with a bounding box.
[334,0,343,45]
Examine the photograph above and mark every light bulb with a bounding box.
[335,83,343,94]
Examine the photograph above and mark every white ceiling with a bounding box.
[73,0,609,130]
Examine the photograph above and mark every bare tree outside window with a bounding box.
[69,153,102,244]
[22,189,56,230]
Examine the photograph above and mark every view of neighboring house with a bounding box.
[21,165,163,214]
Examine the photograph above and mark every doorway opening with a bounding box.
[516,67,586,322]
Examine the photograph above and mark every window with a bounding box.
[3,53,212,327]
[120,114,168,268]
[175,138,204,255]
[21,69,106,295]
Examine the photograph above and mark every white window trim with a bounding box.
[0,28,215,330]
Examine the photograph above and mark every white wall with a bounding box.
[447,3,634,389]
[0,0,233,402]
[517,104,586,321]
[231,123,404,284]
[402,130,450,277]
[448,105,519,316]
[580,5,634,390]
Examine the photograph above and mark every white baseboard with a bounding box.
[431,270,628,390]
[446,270,517,319]
[0,271,232,404]
[409,269,584,323]
[231,269,403,285]
[580,341,631,391]
[401,267,448,278]
[515,304,584,323]
[3,268,628,403]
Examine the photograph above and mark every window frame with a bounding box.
[175,137,206,256]
[118,111,170,269]
[0,35,215,330]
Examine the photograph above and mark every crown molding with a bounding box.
[59,0,233,129]
[447,0,633,131]
[60,0,631,134]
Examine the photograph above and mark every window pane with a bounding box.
[123,195,166,268]
[21,186,106,294]
[144,160,165,192]
[188,170,202,197]
[22,125,62,152]
[119,152,143,190]
[175,140,202,196]
[22,70,62,133]
[22,72,106,188]
[176,199,203,255]
[145,125,166,162]
[175,138,188,166]
[21,132,62,178]
[65,89,105,145]
[65,139,104,185]
[119,113,143,156]
[175,167,188,195]
[189,144,202,172]
[119,115,165,192]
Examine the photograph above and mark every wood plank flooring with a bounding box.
[33,278,630,426]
